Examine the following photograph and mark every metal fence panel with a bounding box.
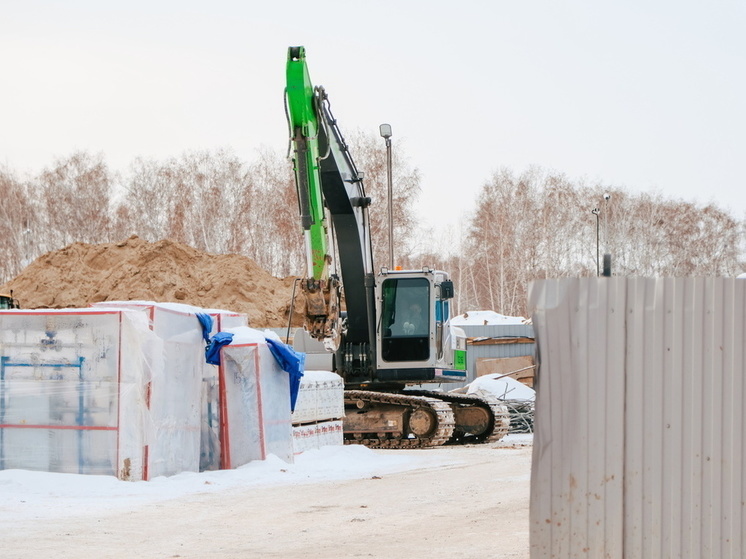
[528,278,626,558]
[529,277,746,559]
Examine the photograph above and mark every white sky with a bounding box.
[2,1,744,231]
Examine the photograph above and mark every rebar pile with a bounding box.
[502,399,534,433]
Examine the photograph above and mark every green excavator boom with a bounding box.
[285,46,341,348]
[286,46,329,283]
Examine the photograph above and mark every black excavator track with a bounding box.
[342,389,510,449]
[404,390,510,445]
[343,390,455,449]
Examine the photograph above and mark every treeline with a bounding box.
[1,139,743,319]
[1,149,302,281]
[0,132,421,286]
[418,167,744,317]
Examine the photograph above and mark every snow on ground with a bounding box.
[450,310,529,326]
[0,436,530,525]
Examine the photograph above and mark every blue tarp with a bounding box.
[205,332,234,365]
[196,313,214,344]
[265,337,305,412]
[202,328,306,412]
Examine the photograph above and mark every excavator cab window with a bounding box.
[380,277,430,362]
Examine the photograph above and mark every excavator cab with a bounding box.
[380,276,431,361]
[0,291,20,309]
[374,268,466,384]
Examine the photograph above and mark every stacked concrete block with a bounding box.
[292,420,344,454]
[292,370,344,423]
[291,370,345,454]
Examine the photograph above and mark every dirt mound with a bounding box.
[0,235,304,328]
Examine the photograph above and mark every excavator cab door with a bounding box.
[374,270,466,384]
[379,276,431,364]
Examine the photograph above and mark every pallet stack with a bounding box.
[0,304,294,480]
[291,370,345,454]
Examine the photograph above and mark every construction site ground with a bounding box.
[1,238,532,557]
[1,442,532,559]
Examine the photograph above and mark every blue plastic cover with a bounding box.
[205,332,234,365]
[196,313,214,343]
[265,337,305,412]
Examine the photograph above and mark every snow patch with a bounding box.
[451,310,529,326]
[0,445,464,524]
[467,373,536,402]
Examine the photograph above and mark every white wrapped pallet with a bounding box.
[91,302,237,478]
[316,372,344,421]
[0,309,157,480]
[92,301,248,472]
[218,335,294,467]
[290,382,317,425]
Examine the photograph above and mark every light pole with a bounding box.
[603,193,610,251]
[592,208,600,276]
[603,193,611,276]
[379,123,393,268]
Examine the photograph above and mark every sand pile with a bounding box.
[0,235,304,328]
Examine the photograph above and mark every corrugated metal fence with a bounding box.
[528,277,746,558]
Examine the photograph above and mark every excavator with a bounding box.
[0,290,20,309]
[285,46,509,448]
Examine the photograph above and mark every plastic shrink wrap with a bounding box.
[218,340,294,467]
[0,309,157,480]
[92,302,247,472]
[0,305,295,481]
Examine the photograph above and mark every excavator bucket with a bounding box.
[301,276,341,351]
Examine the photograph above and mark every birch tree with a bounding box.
[0,169,36,283]
[38,152,113,248]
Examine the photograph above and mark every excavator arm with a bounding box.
[285,46,375,353]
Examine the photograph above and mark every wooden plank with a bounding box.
[467,337,535,346]
[475,356,535,387]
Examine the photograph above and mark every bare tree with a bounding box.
[0,169,37,283]
[3,143,743,313]
[117,156,178,242]
[117,149,264,257]
[37,152,113,248]
[246,147,304,277]
[461,167,744,318]
[168,149,251,254]
[463,167,568,316]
